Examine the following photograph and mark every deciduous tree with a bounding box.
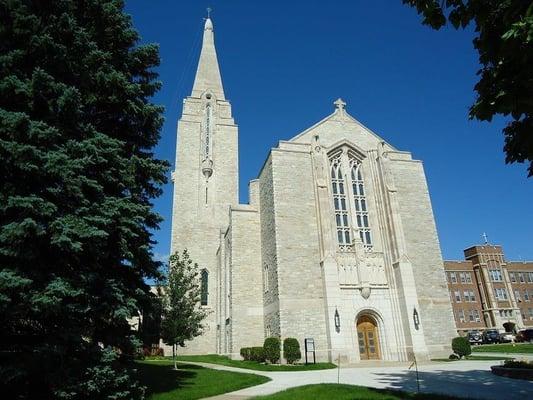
[160,250,208,370]
[403,0,533,176]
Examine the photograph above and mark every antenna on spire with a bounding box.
[482,232,489,244]
[207,7,212,18]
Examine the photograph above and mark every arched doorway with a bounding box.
[357,315,380,360]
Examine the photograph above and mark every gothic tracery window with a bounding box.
[350,158,372,248]
[330,151,351,248]
[329,148,373,251]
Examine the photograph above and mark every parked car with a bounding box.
[467,330,483,345]
[516,329,533,343]
[482,329,501,344]
[499,332,516,343]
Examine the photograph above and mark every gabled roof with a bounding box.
[289,99,398,151]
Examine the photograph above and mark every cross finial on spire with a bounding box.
[482,232,489,244]
[207,7,212,18]
[334,98,346,111]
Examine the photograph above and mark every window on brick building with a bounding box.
[473,309,481,322]
[469,290,475,302]
[465,272,472,283]
[525,290,530,302]
[494,288,508,301]
[460,272,466,283]
[455,290,461,302]
[457,309,465,323]
[450,272,457,284]
[489,269,503,282]
[509,272,516,283]
[514,289,521,302]
[518,272,525,283]
[528,272,533,283]
[529,308,533,320]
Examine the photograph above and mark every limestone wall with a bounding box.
[269,148,329,361]
[390,158,456,356]
[228,207,264,356]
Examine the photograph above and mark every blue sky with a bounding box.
[125,0,532,262]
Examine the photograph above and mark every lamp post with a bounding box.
[413,307,420,330]
[334,308,341,333]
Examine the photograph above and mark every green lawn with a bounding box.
[252,384,462,400]
[174,354,337,371]
[472,343,533,353]
[137,360,270,400]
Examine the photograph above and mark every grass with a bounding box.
[252,384,463,400]
[137,360,270,400]
[472,343,533,353]
[431,355,513,362]
[173,354,337,371]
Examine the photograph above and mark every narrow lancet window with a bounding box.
[350,158,372,249]
[204,103,212,157]
[200,269,209,306]
[330,153,351,247]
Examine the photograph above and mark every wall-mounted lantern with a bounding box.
[334,308,341,333]
[413,307,420,330]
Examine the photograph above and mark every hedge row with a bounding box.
[240,346,266,362]
[240,337,301,364]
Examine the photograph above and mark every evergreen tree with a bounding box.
[160,250,208,370]
[0,1,168,398]
[403,0,533,177]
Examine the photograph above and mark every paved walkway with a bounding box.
[196,358,533,400]
[471,351,533,360]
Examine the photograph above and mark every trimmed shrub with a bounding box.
[283,338,301,364]
[250,346,266,362]
[240,347,252,361]
[449,353,460,360]
[451,336,471,359]
[263,337,281,364]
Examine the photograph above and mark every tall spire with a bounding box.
[191,16,225,99]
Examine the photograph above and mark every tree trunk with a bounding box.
[173,344,177,370]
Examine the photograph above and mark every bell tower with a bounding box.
[170,16,238,352]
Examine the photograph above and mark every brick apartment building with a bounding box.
[444,244,533,334]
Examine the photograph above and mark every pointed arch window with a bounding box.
[330,152,351,247]
[200,269,209,306]
[350,158,372,249]
[328,148,373,251]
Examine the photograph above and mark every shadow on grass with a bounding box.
[371,368,533,399]
[136,362,202,396]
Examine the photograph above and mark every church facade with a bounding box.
[170,17,456,362]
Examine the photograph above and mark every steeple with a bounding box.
[191,17,225,100]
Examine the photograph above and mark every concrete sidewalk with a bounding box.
[200,359,533,400]
[471,351,533,360]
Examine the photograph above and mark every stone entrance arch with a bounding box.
[356,314,381,360]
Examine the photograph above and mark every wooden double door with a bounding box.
[357,315,380,360]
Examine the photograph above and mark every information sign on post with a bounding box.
[304,338,316,364]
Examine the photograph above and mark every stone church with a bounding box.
[170,17,457,362]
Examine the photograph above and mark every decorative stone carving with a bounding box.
[202,157,213,180]
[360,285,371,299]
